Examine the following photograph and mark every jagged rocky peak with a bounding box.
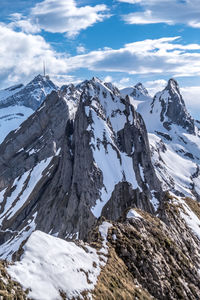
[0,74,57,110]
[28,74,57,92]
[151,78,195,133]
[134,82,149,96]
[166,78,180,93]
[60,83,81,119]
[0,75,162,258]
[77,77,162,219]
[120,82,150,101]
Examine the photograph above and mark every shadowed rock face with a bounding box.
[151,78,195,133]
[1,76,200,300]
[0,78,162,258]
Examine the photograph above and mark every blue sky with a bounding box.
[1,0,200,117]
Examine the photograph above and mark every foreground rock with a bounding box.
[4,193,200,300]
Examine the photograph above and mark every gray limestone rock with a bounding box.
[0,78,163,258]
[151,78,195,133]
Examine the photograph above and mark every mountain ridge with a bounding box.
[0,75,200,299]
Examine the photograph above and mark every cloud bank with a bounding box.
[118,0,200,28]
[21,0,110,37]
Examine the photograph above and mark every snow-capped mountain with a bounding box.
[0,75,57,144]
[0,77,162,259]
[0,74,57,110]
[121,79,200,199]
[0,83,24,102]
[1,75,200,299]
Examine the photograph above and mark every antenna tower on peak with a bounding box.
[43,60,46,77]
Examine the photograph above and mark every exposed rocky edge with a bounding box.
[75,78,162,221]
[0,260,28,299]
[120,82,151,102]
[91,196,200,299]
[120,79,200,200]
[3,193,200,300]
[0,90,68,190]
[0,77,162,259]
[0,74,57,110]
[151,79,195,133]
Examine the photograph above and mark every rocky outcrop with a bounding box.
[0,260,28,299]
[91,195,200,299]
[151,78,195,133]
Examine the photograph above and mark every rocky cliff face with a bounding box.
[0,77,162,259]
[122,79,200,200]
[150,78,195,133]
[0,75,200,299]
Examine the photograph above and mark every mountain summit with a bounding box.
[0,74,57,110]
[0,77,162,259]
[151,78,195,133]
[0,75,200,299]
[121,82,150,101]
[0,74,58,144]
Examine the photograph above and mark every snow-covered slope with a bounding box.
[8,231,101,300]
[0,75,57,110]
[121,82,152,110]
[0,75,57,145]
[0,84,24,102]
[8,222,112,300]
[121,79,200,199]
[0,105,34,144]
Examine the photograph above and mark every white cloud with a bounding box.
[30,0,110,37]
[119,77,130,84]
[117,0,142,3]
[64,37,200,78]
[120,0,200,28]
[104,75,113,82]
[1,24,200,101]
[9,13,41,34]
[181,86,200,117]
[76,45,86,54]
[145,79,167,96]
[52,74,82,87]
[104,76,132,89]
[0,23,73,88]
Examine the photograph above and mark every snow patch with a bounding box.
[0,157,52,224]
[177,198,200,240]
[127,209,143,219]
[0,105,34,144]
[99,221,112,256]
[0,212,37,260]
[8,231,102,300]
